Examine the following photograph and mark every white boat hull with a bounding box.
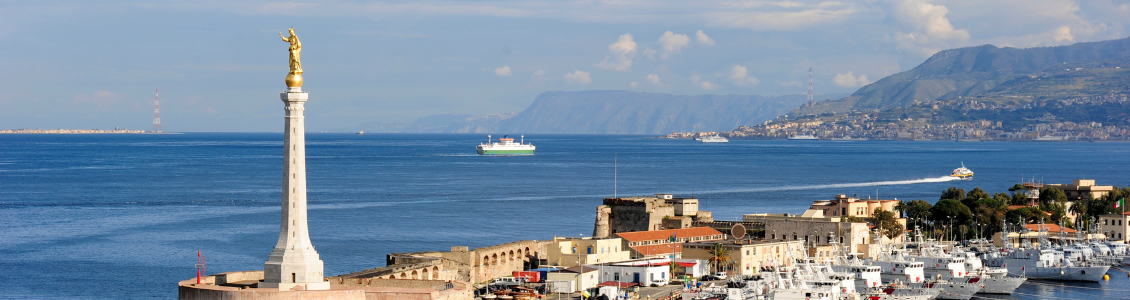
[975,276,1026,294]
[1004,264,1109,281]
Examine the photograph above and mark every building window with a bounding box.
[771,234,776,239]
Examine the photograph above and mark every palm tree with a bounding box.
[669,260,686,280]
[709,242,730,274]
[894,200,908,218]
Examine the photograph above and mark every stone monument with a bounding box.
[260,28,330,291]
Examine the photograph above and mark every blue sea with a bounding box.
[2,133,1129,299]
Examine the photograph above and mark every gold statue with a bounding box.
[280,28,303,87]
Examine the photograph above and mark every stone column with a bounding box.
[262,86,330,290]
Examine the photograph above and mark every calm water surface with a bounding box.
[1,133,1128,299]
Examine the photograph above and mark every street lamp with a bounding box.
[948,216,955,243]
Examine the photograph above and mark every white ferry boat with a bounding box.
[787,134,819,140]
[698,135,729,143]
[950,163,973,179]
[476,135,535,155]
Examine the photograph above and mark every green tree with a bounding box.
[1006,207,1049,225]
[669,260,686,278]
[992,193,1013,209]
[941,187,966,201]
[841,215,866,223]
[965,187,991,207]
[1040,200,1068,223]
[904,200,934,230]
[870,208,905,240]
[708,243,730,273]
[1039,187,1068,204]
[931,199,973,224]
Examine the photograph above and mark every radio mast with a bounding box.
[806,67,814,105]
[152,88,162,133]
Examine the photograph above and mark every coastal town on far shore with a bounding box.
[665,93,1130,141]
[1,128,149,134]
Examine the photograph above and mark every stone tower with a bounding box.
[261,86,330,290]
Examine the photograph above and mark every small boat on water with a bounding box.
[698,135,729,143]
[950,163,973,179]
[477,135,535,155]
[788,134,819,140]
[357,130,364,135]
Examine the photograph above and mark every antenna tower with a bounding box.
[806,67,814,105]
[152,88,162,133]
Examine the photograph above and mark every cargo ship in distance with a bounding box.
[477,135,535,155]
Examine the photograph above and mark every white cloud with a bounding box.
[703,3,858,31]
[595,33,638,72]
[691,75,719,90]
[728,65,760,86]
[696,30,715,46]
[564,70,592,84]
[833,71,870,87]
[657,31,690,58]
[891,0,971,57]
[642,48,657,59]
[532,69,546,80]
[494,66,512,76]
[629,82,640,88]
[646,74,663,86]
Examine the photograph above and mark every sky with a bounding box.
[1,0,1128,132]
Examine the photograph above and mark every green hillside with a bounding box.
[794,37,1130,115]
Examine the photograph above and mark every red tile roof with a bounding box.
[1024,224,1077,233]
[615,227,723,242]
[629,243,682,256]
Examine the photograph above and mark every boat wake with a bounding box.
[686,176,962,195]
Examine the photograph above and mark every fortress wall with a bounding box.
[386,240,546,283]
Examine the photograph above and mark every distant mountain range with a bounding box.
[354,91,845,134]
[794,36,1130,115]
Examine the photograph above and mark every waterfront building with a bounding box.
[808,194,902,220]
[681,239,806,276]
[1047,179,1114,200]
[744,209,886,256]
[590,258,683,286]
[594,194,713,238]
[545,266,599,293]
[614,227,724,259]
[546,237,631,267]
[1100,212,1130,242]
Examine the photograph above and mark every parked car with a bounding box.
[713,272,727,280]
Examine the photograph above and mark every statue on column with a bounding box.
[280,28,303,87]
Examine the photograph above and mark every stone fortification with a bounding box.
[339,258,445,281]
[178,271,470,300]
[593,194,712,238]
[384,240,546,284]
